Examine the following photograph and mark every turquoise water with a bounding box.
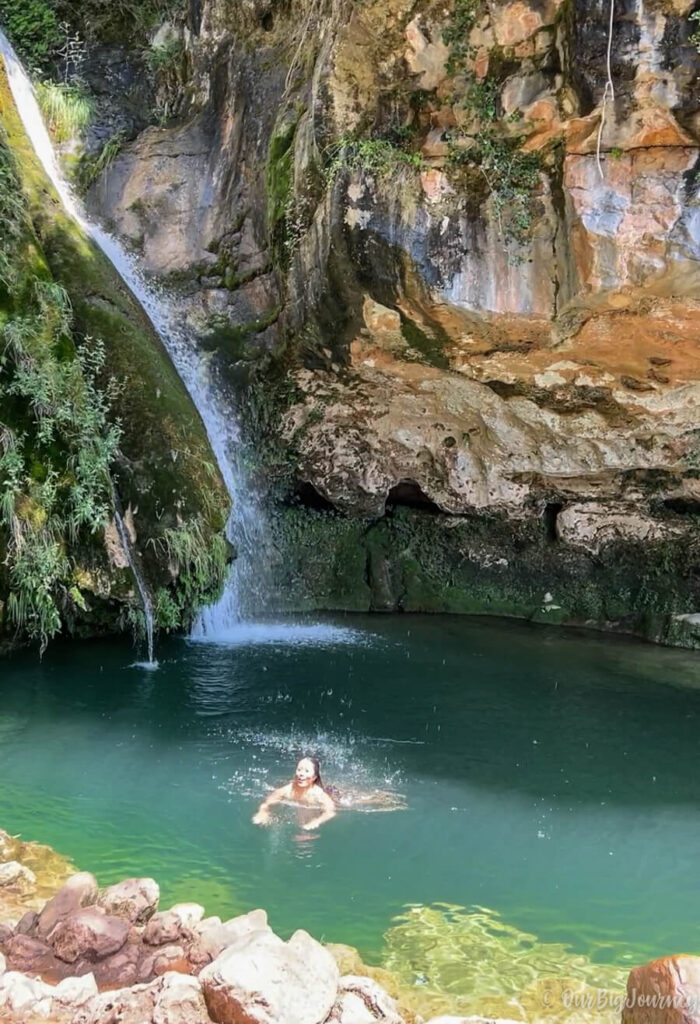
[0,615,699,973]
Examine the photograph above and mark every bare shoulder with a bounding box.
[312,785,336,808]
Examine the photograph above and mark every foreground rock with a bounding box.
[97,877,160,924]
[0,849,679,1024]
[200,928,339,1024]
[622,954,700,1024]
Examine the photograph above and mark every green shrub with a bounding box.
[690,9,700,50]
[325,136,422,180]
[0,0,64,69]
[152,516,229,629]
[146,36,183,73]
[52,0,181,46]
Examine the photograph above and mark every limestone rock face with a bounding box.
[77,0,700,645]
[200,928,339,1024]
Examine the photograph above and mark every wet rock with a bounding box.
[35,872,99,940]
[0,861,36,893]
[200,928,339,1024]
[621,954,700,1024]
[50,908,130,964]
[326,945,402,1002]
[98,877,160,924]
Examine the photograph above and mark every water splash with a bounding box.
[188,622,375,648]
[0,30,260,638]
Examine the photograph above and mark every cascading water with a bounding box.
[113,507,156,667]
[0,29,264,644]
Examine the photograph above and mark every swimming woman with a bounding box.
[252,756,337,831]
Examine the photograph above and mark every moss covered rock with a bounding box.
[0,59,230,647]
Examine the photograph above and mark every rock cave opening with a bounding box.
[385,480,442,513]
[544,502,563,543]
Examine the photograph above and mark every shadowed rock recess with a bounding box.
[4,0,700,645]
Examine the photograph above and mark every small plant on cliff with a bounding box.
[36,80,94,142]
[447,132,541,250]
[74,130,126,194]
[325,136,422,181]
[438,0,543,259]
[147,36,183,73]
[442,0,480,74]
[690,9,700,50]
[154,516,229,629]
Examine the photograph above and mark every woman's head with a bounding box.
[295,756,322,789]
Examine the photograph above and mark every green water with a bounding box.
[0,615,699,977]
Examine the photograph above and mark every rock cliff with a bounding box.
[16,0,700,643]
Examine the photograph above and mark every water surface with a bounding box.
[1,615,698,987]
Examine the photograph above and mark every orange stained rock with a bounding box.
[622,954,700,1024]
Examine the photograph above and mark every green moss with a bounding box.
[400,316,450,370]
[259,501,699,648]
[266,116,298,263]
[266,506,371,612]
[202,306,281,361]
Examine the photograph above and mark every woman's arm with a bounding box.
[302,789,337,831]
[252,784,290,825]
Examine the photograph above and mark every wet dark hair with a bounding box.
[299,756,340,803]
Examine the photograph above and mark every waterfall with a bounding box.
[113,507,156,667]
[0,30,261,644]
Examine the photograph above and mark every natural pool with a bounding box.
[0,615,699,1014]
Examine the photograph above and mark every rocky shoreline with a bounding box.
[0,829,695,1024]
